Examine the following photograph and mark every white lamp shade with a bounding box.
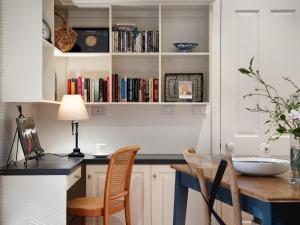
[58,95,89,121]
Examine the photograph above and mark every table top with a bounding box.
[171,164,300,203]
[3,154,186,176]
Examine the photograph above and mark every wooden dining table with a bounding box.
[171,164,300,225]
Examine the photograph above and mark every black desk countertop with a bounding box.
[3,153,186,176]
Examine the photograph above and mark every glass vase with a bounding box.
[290,135,300,184]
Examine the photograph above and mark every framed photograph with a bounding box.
[70,28,109,52]
[164,73,204,102]
[179,81,193,99]
[16,117,44,160]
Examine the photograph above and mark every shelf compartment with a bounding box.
[161,55,209,102]
[161,4,209,53]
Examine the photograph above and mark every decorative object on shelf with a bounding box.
[6,105,44,168]
[178,81,193,99]
[70,28,109,52]
[54,12,77,52]
[239,58,300,184]
[164,73,204,102]
[42,19,52,43]
[173,42,198,53]
[57,95,89,157]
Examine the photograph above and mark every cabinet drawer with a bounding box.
[67,166,81,190]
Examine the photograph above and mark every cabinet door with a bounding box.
[151,165,208,225]
[86,165,151,225]
[221,0,300,155]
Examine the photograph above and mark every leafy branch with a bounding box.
[239,58,300,142]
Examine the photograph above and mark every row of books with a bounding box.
[67,76,110,102]
[112,31,159,53]
[112,74,159,102]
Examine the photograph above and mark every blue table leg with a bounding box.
[173,171,189,225]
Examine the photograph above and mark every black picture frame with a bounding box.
[164,73,204,102]
[16,117,44,162]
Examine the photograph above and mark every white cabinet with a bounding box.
[3,0,55,102]
[86,165,151,225]
[151,165,175,225]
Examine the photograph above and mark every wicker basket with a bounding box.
[54,13,77,52]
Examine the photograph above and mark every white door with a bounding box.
[151,165,204,225]
[86,165,151,225]
[221,0,300,155]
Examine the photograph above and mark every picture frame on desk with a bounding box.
[16,117,44,164]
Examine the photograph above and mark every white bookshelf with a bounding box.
[3,0,217,105]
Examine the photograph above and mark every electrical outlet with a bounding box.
[91,106,106,116]
[161,105,175,115]
[192,105,207,115]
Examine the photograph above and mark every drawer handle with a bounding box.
[153,174,157,179]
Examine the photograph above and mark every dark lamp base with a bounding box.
[68,148,84,157]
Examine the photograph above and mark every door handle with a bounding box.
[87,174,91,178]
[225,142,234,157]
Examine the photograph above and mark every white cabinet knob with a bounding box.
[225,142,235,157]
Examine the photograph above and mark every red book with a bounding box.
[153,78,159,102]
[77,76,82,97]
[67,79,71,94]
[106,75,110,102]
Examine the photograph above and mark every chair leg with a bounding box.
[103,214,109,225]
[125,197,131,225]
[82,216,86,225]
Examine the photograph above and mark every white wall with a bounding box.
[33,104,211,154]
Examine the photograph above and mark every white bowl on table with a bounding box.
[232,157,289,176]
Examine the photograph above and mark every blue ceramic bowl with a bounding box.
[173,42,198,53]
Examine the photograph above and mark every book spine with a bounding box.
[67,79,71,94]
[103,80,107,102]
[121,78,125,102]
[106,76,110,102]
[115,74,119,102]
[94,79,99,102]
[77,76,82,97]
[129,78,133,102]
[153,78,159,102]
[149,78,153,102]
[145,80,149,102]
[99,79,103,102]
[87,78,90,102]
[124,77,127,102]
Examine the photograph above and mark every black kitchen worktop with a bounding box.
[3,153,186,176]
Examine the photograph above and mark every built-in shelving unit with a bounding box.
[3,0,217,106]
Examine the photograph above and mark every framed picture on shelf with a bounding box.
[179,81,193,99]
[70,28,109,52]
[16,117,44,161]
[164,73,204,102]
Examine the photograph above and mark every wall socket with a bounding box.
[161,105,175,115]
[91,106,106,116]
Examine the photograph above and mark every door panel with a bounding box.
[221,0,300,155]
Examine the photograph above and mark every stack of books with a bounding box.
[112,74,159,102]
[112,23,159,53]
[67,76,110,102]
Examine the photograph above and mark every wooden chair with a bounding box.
[67,145,141,225]
[183,148,242,225]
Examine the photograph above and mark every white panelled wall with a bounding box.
[221,0,300,156]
